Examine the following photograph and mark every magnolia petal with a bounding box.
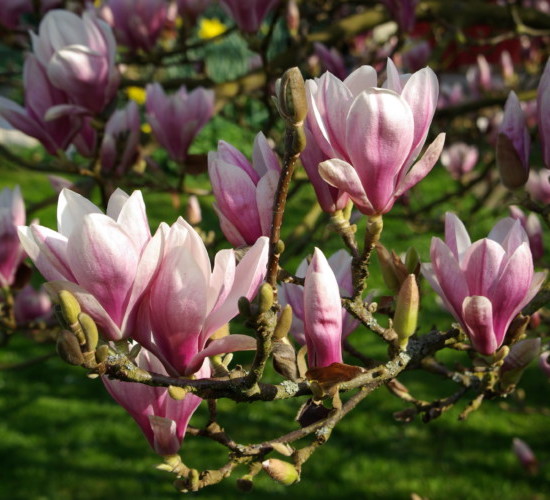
[207,249,236,315]
[462,295,498,355]
[318,158,373,214]
[57,188,102,239]
[212,203,247,247]
[394,133,445,198]
[461,239,506,297]
[256,170,279,236]
[185,334,257,376]
[343,65,377,97]
[116,190,151,250]
[443,212,471,261]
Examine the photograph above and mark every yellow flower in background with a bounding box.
[141,123,152,134]
[126,87,147,105]
[198,18,227,39]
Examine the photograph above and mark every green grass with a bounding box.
[1,131,550,499]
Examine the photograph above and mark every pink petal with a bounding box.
[462,295,498,355]
[443,211,471,261]
[318,158,373,214]
[57,188,102,239]
[256,170,279,236]
[461,239,506,297]
[343,65,377,97]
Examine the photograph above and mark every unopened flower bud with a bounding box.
[78,312,99,352]
[58,290,81,328]
[274,305,293,340]
[512,438,538,474]
[275,67,308,126]
[56,330,84,366]
[258,283,274,313]
[262,459,300,485]
[236,475,254,492]
[272,340,299,381]
[376,243,401,292]
[497,133,529,189]
[393,274,419,349]
[500,338,541,389]
[168,385,189,400]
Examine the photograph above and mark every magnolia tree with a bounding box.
[0,0,549,493]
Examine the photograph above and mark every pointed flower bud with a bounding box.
[56,330,84,366]
[539,351,550,377]
[78,312,99,352]
[262,459,299,485]
[186,196,202,226]
[275,67,308,126]
[422,213,546,355]
[58,290,81,327]
[393,274,419,349]
[14,285,52,324]
[497,91,530,189]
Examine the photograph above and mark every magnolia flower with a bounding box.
[139,219,269,376]
[307,59,445,216]
[279,249,358,353]
[537,57,550,169]
[103,347,208,456]
[0,54,82,154]
[0,186,26,287]
[219,0,280,33]
[422,213,545,355]
[100,101,141,176]
[440,142,479,180]
[208,132,280,246]
[18,189,163,341]
[145,83,214,163]
[99,0,171,51]
[30,9,119,115]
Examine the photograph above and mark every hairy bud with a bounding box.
[393,274,419,349]
[275,67,308,126]
[258,283,274,313]
[262,459,300,485]
[78,312,99,352]
[56,330,84,366]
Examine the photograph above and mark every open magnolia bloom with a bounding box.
[306,59,445,215]
[18,188,163,341]
[103,346,209,457]
[422,213,546,355]
[136,219,269,376]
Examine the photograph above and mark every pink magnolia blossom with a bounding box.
[509,206,544,262]
[99,0,171,51]
[402,40,431,72]
[537,57,550,169]
[100,101,141,176]
[145,83,214,163]
[103,347,209,456]
[18,188,163,341]
[422,213,546,355]
[0,55,83,154]
[139,219,269,376]
[219,0,279,33]
[302,248,343,368]
[466,54,494,95]
[208,132,280,246]
[440,142,479,180]
[512,438,538,474]
[30,9,119,115]
[307,59,445,216]
[279,249,359,358]
[526,169,550,204]
[13,285,52,324]
[0,186,26,287]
